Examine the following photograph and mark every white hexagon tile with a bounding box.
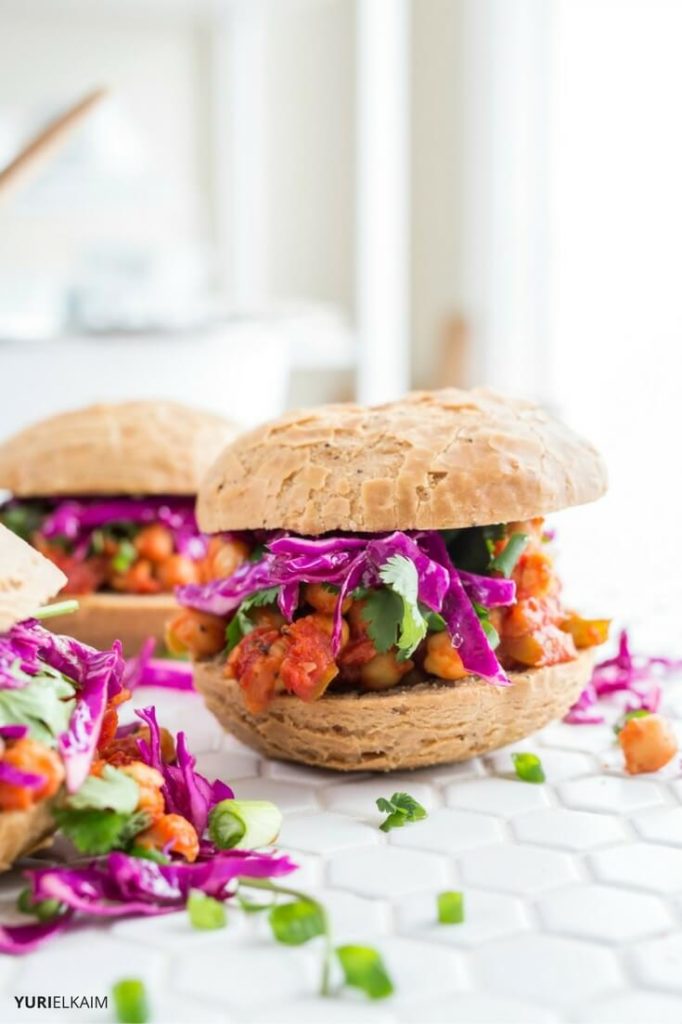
[5,681,682,1024]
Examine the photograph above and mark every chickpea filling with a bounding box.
[170,519,609,713]
[0,496,217,596]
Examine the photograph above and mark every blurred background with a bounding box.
[0,0,678,632]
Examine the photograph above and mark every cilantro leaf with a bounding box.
[379,555,429,658]
[66,765,139,814]
[336,945,394,1000]
[54,808,150,855]
[376,792,427,832]
[361,589,402,653]
[511,752,545,784]
[225,586,281,653]
[0,672,76,745]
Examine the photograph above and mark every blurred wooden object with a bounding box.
[437,314,471,387]
[0,87,107,205]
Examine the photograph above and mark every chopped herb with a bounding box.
[376,792,427,832]
[226,587,281,653]
[511,752,545,784]
[128,845,170,864]
[187,889,227,930]
[361,588,402,653]
[54,807,150,855]
[613,708,651,735]
[112,979,149,1024]
[269,899,326,945]
[437,891,464,924]
[17,888,64,922]
[426,611,446,632]
[489,532,529,578]
[379,556,429,658]
[473,601,500,650]
[111,539,138,575]
[336,945,394,1000]
[66,764,139,814]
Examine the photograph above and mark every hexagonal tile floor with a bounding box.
[3,674,682,1023]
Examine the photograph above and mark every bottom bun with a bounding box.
[46,594,177,657]
[0,801,55,872]
[194,651,593,771]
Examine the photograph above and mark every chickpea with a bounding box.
[359,651,413,690]
[202,537,250,582]
[304,583,351,616]
[251,606,286,630]
[619,714,678,774]
[423,632,467,680]
[300,613,350,650]
[111,559,160,594]
[120,762,166,821]
[166,609,226,658]
[135,524,174,563]
[157,554,201,589]
[137,813,199,862]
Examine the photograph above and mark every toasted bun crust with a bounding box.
[0,401,238,497]
[194,650,593,771]
[0,800,55,872]
[46,592,177,658]
[198,388,607,535]
[0,525,66,632]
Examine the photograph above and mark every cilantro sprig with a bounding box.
[362,556,429,660]
[376,792,427,832]
[226,587,281,653]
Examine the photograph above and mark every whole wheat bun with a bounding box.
[194,650,593,771]
[198,388,607,534]
[45,592,176,658]
[0,525,66,632]
[0,400,238,497]
[0,801,55,872]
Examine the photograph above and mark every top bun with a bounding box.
[0,401,238,497]
[0,525,66,631]
[198,388,607,535]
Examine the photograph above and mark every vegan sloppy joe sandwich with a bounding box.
[169,388,609,771]
[0,401,237,654]
[0,524,127,869]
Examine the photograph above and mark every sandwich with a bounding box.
[168,389,609,771]
[0,524,125,868]
[0,401,237,654]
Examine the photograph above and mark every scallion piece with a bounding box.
[208,799,282,850]
[112,979,149,1024]
[336,945,394,1000]
[511,752,545,783]
[437,890,465,925]
[17,888,63,921]
[32,599,80,621]
[489,532,530,578]
[269,899,325,945]
[187,889,227,931]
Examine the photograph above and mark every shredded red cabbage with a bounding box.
[124,638,194,692]
[0,914,74,955]
[0,849,297,953]
[0,724,28,740]
[178,530,515,685]
[135,706,232,836]
[0,762,45,789]
[565,630,682,724]
[37,496,208,561]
